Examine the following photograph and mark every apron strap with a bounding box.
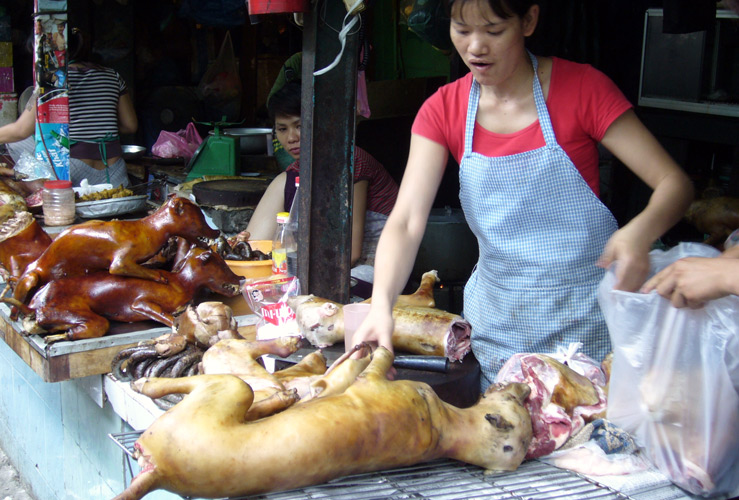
[463,80,479,155]
[528,51,558,148]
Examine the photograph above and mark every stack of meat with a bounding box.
[0,163,44,223]
[0,196,241,343]
[495,345,610,459]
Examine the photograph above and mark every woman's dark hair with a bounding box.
[267,80,302,123]
[445,0,535,19]
[68,27,92,62]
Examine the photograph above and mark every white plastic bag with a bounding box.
[13,151,56,181]
[242,275,301,340]
[599,242,739,497]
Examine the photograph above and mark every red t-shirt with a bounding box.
[412,57,633,196]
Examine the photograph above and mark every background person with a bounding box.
[0,91,35,148]
[350,0,694,388]
[246,80,399,283]
[0,28,137,187]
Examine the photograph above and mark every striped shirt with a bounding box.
[67,64,127,159]
[286,147,398,216]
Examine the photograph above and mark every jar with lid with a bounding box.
[42,180,76,226]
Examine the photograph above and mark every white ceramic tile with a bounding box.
[103,375,164,431]
[42,408,64,492]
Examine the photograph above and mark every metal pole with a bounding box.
[300,0,359,303]
[33,1,69,180]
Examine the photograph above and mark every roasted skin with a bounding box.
[363,270,439,308]
[684,196,739,248]
[200,336,325,402]
[113,347,532,500]
[12,196,220,305]
[16,248,240,342]
[0,178,28,224]
[175,301,242,348]
[0,211,52,281]
[290,294,471,361]
[200,336,305,414]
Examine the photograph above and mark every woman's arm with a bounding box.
[117,92,138,135]
[351,180,368,266]
[350,135,448,352]
[246,172,287,240]
[597,110,694,291]
[0,104,36,144]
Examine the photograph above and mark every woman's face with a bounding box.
[274,113,301,160]
[450,0,538,87]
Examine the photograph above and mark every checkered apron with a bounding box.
[460,53,618,390]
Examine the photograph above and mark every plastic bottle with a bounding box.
[271,211,290,275]
[42,180,76,226]
[285,176,299,277]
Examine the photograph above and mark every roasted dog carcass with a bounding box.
[0,211,51,282]
[684,196,739,248]
[113,347,532,500]
[0,177,28,224]
[496,353,607,459]
[13,247,240,342]
[289,270,472,361]
[12,196,220,306]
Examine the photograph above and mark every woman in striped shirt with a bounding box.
[66,28,137,187]
[0,28,137,188]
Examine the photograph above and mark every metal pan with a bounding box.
[121,145,147,160]
[192,178,270,207]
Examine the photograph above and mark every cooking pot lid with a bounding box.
[192,179,269,207]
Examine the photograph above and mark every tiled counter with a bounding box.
[0,306,257,500]
[0,337,124,499]
[0,336,186,500]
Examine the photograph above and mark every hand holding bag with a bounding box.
[598,242,739,497]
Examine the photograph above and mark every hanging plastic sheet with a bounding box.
[33,10,68,180]
[197,31,242,122]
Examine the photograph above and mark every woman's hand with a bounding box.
[641,257,739,308]
[346,305,395,354]
[597,227,651,292]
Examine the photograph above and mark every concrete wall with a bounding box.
[0,338,178,500]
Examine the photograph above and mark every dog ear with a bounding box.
[172,196,186,216]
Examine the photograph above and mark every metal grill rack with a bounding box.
[109,430,693,500]
[247,460,631,500]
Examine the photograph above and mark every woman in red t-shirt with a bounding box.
[352,0,694,386]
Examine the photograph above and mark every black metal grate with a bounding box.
[245,460,631,500]
[109,431,683,500]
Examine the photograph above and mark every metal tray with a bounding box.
[108,431,689,500]
[75,195,148,218]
